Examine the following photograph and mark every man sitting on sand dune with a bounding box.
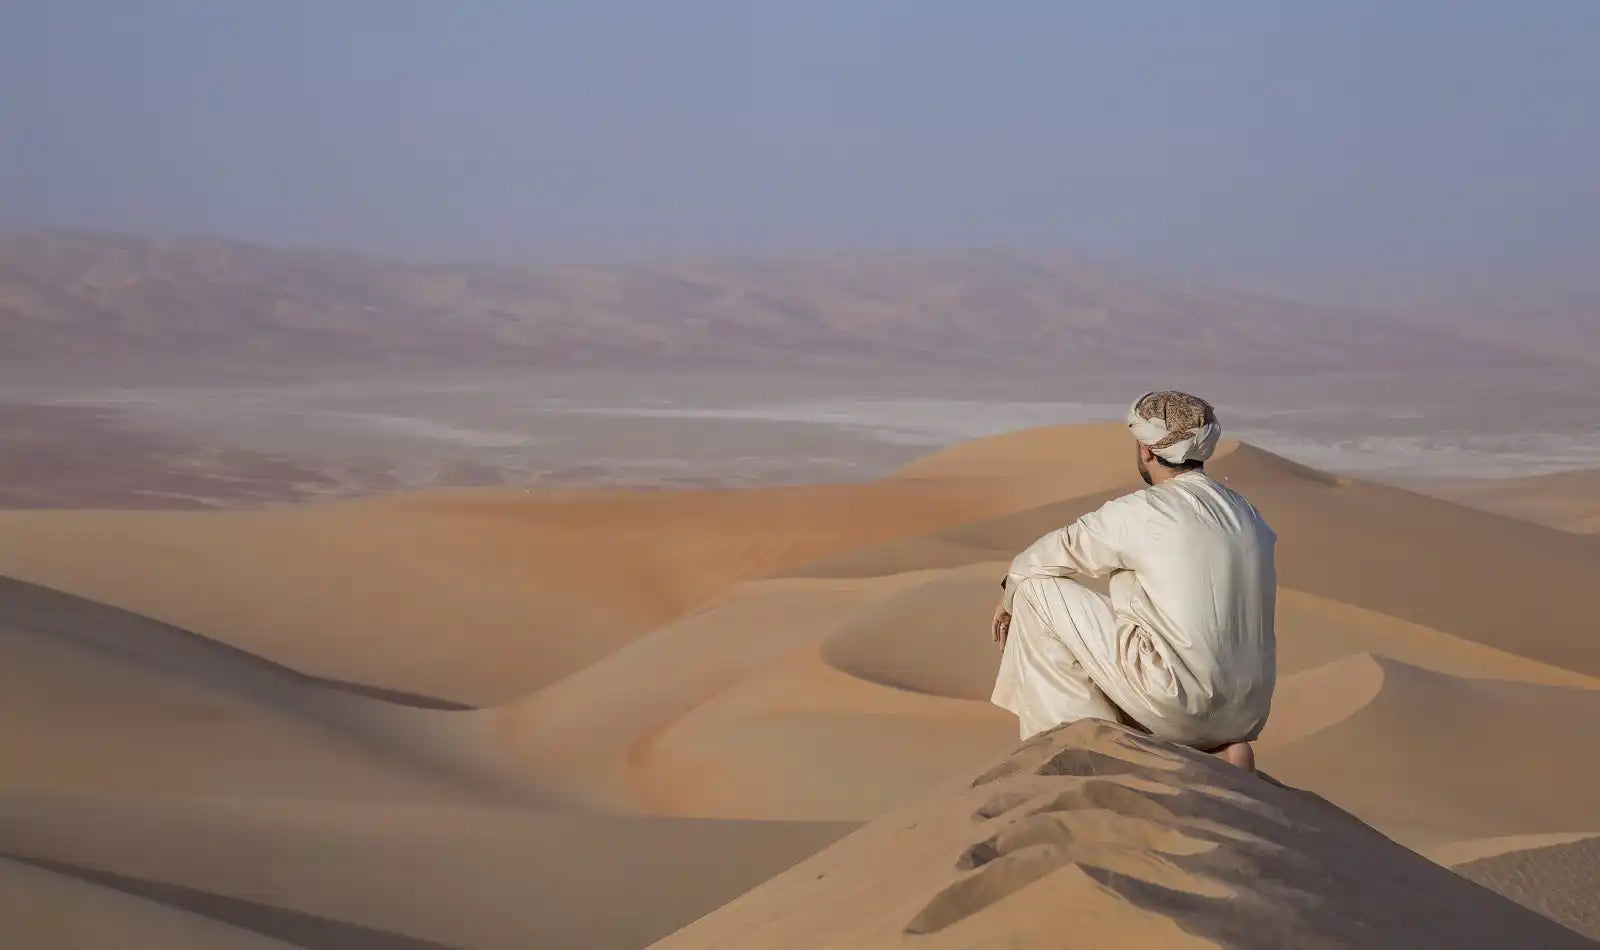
[990,391,1276,770]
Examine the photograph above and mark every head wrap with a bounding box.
[1126,391,1222,465]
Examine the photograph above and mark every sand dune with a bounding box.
[650,720,1594,949]
[0,576,548,802]
[3,421,1597,946]
[0,790,849,950]
[1452,834,1600,941]
[1405,467,1600,534]
[1259,655,1600,845]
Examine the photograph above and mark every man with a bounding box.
[989,391,1275,770]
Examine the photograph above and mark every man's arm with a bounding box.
[998,497,1136,614]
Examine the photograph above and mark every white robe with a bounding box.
[991,471,1277,747]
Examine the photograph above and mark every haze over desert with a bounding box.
[5,3,1600,948]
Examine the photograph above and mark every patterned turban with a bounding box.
[1126,391,1222,465]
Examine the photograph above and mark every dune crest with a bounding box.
[651,720,1595,949]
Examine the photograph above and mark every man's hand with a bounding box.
[992,600,1011,650]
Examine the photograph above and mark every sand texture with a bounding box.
[1405,468,1600,534]
[651,720,1596,949]
[1,422,1596,947]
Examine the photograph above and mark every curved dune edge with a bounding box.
[1255,653,1387,750]
[0,857,300,950]
[649,720,1593,950]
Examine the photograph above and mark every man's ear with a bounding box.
[1138,443,1155,464]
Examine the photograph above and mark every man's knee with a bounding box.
[1011,575,1104,620]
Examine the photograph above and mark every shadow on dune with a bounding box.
[0,576,473,710]
[0,852,458,950]
[653,720,1597,949]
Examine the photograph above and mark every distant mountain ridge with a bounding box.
[1388,288,1600,369]
[0,230,1556,383]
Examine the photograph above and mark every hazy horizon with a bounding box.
[3,2,1596,503]
[4,2,1598,299]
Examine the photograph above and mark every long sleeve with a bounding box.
[1001,496,1137,611]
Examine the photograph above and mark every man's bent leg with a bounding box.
[991,577,1123,739]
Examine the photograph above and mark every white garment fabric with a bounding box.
[992,576,1127,739]
[1125,393,1222,464]
[991,471,1277,747]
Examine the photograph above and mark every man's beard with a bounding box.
[1137,457,1154,486]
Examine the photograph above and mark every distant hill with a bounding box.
[0,230,1556,383]
[1385,288,1600,369]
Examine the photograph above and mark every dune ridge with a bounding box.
[649,720,1596,949]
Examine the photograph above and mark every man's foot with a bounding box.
[1211,741,1255,771]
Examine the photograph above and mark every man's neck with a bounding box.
[1149,464,1203,486]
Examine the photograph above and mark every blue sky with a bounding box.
[2,1,1595,289]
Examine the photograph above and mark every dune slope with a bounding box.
[1453,835,1600,941]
